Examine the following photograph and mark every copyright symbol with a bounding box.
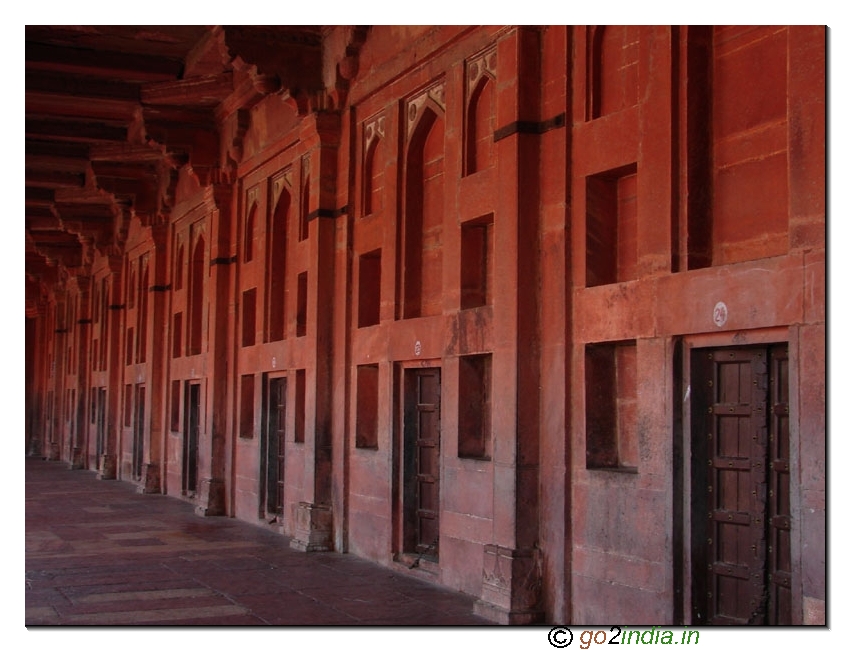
[548,627,573,648]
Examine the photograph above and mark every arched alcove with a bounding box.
[466,75,495,175]
[267,188,290,342]
[188,234,205,356]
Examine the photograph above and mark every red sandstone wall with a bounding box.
[26,24,825,626]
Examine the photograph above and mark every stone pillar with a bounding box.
[475,545,543,624]
[97,454,117,480]
[195,478,226,516]
[289,112,338,552]
[195,183,233,518]
[291,502,334,552]
[70,446,85,469]
[136,463,161,494]
[472,27,544,624]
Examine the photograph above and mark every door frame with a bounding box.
[260,371,288,521]
[393,359,442,567]
[182,380,202,497]
[679,329,801,625]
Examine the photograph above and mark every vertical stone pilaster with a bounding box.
[290,111,339,552]
[473,26,544,624]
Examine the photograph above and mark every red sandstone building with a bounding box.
[24,26,825,625]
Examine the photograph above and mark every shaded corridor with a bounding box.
[24,457,489,626]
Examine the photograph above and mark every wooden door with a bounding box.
[767,348,791,624]
[95,388,106,459]
[132,385,145,480]
[183,382,200,495]
[265,377,287,518]
[403,368,441,558]
[691,345,791,625]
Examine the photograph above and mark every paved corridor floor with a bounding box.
[25,457,490,626]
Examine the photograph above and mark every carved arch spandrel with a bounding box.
[405,82,446,143]
[271,169,293,211]
[362,113,387,217]
[465,46,497,176]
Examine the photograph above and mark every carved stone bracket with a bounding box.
[290,501,333,552]
[474,544,544,624]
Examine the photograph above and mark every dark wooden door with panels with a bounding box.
[691,345,791,625]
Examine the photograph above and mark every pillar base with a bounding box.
[28,437,41,457]
[290,502,333,552]
[473,544,544,625]
[97,454,117,480]
[194,477,226,516]
[70,446,85,470]
[48,442,60,461]
[136,463,161,494]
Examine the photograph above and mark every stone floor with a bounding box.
[24,457,490,626]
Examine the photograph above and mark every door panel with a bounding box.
[132,385,145,480]
[95,388,106,459]
[403,368,441,558]
[264,377,286,518]
[692,345,790,625]
[768,348,791,625]
[183,382,200,495]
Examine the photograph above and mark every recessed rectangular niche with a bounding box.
[585,163,638,287]
[170,380,181,432]
[125,327,134,366]
[242,288,257,347]
[585,341,638,470]
[296,272,308,337]
[239,374,255,439]
[461,215,494,309]
[358,250,382,327]
[355,364,379,449]
[123,384,133,427]
[294,369,306,443]
[172,312,182,358]
[458,353,492,459]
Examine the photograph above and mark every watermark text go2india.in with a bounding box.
[549,626,700,648]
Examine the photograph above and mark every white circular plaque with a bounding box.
[414,340,422,357]
[713,302,728,328]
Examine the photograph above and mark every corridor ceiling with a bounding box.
[25,25,331,313]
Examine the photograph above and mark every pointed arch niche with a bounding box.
[399,84,446,320]
[589,25,639,119]
[243,192,259,263]
[188,229,206,356]
[465,48,496,176]
[362,115,386,216]
[266,174,291,342]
